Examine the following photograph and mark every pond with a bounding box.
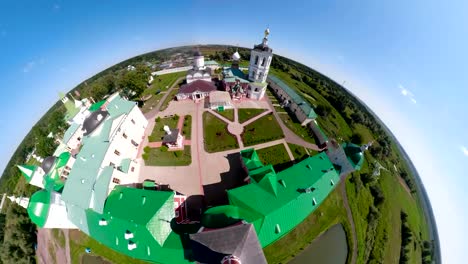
[289,224,348,264]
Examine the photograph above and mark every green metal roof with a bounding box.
[119,158,131,173]
[202,205,261,229]
[343,143,365,170]
[268,75,317,119]
[92,166,114,214]
[204,60,219,66]
[27,190,51,228]
[56,152,71,168]
[106,94,136,118]
[17,165,37,183]
[228,151,340,247]
[240,148,263,172]
[62,123,80,143]
[83,186,188,263]
[223,68,250,83]
[143,180,156,189]
[249,165,278,197]
[89,100,107,112]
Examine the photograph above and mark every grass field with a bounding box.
[143,71,185,96]
[256,144,291,168]
[144,146,191,166]
[148,116,179,142]
[69,230,149,264]
[263,187,352,264]
[140,92,166,113]
[242,113,284,146]
[278,113,316,144]
[160,88,179,111]
[216,109,234,121]
[182,115,192,140]
[203,112,238,153]
[238,108,267,124]
[287,143,319,160]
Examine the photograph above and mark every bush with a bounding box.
[160,145,168,152]
[144,146,151,153]
[142,153,149,160]
[156,117,161,122]
[173,114,179,120]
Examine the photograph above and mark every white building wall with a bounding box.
[66,128,84,150]
[152,66,193,76]
[44,192,78,229]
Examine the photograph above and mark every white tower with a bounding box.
[248,28,273,84]
[193,50,205,70]
[8,195,29,209]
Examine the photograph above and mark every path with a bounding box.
[339,180,357,264]
[264,95,324,151]
[144,77,185,120]
[37,228,69,264]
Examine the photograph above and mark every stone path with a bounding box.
[340,181,357,264]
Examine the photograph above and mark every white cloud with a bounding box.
[460,146,468,156]
[399,84,417,104]
[22,61,36,73]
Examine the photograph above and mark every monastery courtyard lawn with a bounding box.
[256,144,292,169]
[242,113,284,146]
[278,112,316,144]
[288,143,318,160]
[148,116,179,142]
[182,115,192,140]
[237,108,267,124]
[216,109,234,121]
[144,146,191,166]
[203,112,238,153]
[143,71,186,96]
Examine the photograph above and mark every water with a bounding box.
[289,224,348,264]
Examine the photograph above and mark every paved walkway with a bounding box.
[340,180,357,264]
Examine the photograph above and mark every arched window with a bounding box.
[259,72,263,81]
[261,58,265,66]
[255,56,259,65]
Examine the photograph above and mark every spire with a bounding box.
[17,165,37,182]
[7,195,29,209]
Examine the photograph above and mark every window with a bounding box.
[131,140,138,147]
[77,137,81,141]
[112,178,121,184]
[131,167,135,172]
[131,119,135,124]
[110,162,115,167]
[261,58,265,66]
[114,150,120,156]
[255,56,259,65]
[123,133,127,139]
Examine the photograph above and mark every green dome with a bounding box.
[27,190,51,228]
[343,143,365,170]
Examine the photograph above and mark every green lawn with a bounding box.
[144,146,191,166]
[143,71,186,96]
[148,116,179,142]
[216,109,234,121]
[237,108,267,124]
[160,88,179,111]
[256,144,291,168]
[264,187,352,264]
[242,113,284,146]
[182,115,192,140]
[278,113,316,144]
[287,143,318,160]
[203,112,239,153]
[69,230,149,264]
[140,92,166,113]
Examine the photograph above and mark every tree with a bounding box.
[35,136,56,157]
[350,132,364,145]
[315,104,331,117]
[47,109,67,134]
[119,66,149,99]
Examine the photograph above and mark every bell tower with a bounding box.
[248,28,273,83]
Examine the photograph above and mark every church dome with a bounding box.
[41,156,57,174]
[194,50,202,57]
[27,190,51,228]
[232,51,241,61]
[343,143,365,170]
[82,109,109,136]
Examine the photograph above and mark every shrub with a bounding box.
[160,145,168,152]
[144,146,151,153]
[155,117,161,122]
[142,153,149,160]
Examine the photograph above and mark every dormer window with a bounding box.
[114,150,120,156]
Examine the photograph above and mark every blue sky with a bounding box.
[0,0,467,261]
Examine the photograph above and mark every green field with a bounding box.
[242,113,284,146]
[216,109,234,121]
[148,116,179,142]
[69,230,149,264]
[182,115,192,140]
[144,146,191,166]
[237,108,267,123]
[203,112,239,152]
[278,113,316,144]
[140,92,166,114]
[287,143,319,160]
[143,71,186,96]
[255,144,291,168]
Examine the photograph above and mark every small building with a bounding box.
[162,126,184,150]
[308,120,329,149]
[177,80,218,101]
[268,75,317,126]
[186,50,212,83]
[208,91,233,111]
